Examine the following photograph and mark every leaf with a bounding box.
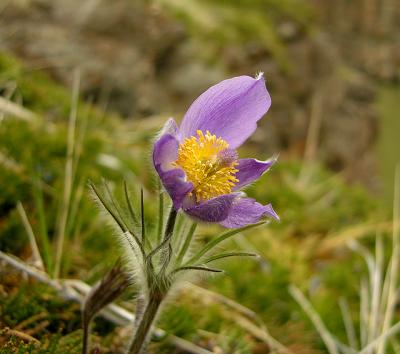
[171,266,223,275]
[140,187,146,242]
[202,252,257,264]
[156,181,164,245]
[185,222,266,265]
[90,181,127,233]
[90,182,145,257]
[123,180,139,227]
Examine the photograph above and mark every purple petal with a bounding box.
[179,74,271,148]
[184,194,238,223]
[234,156,277,190]
[153,134,193,209]
[219,198,279,228]
[159,118,179,137]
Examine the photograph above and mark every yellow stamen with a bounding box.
[175,130,239,202]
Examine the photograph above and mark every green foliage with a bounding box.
[159,0,312,71]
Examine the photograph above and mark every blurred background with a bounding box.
[2,0,400,192]
[0,0,399,353]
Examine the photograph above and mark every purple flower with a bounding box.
[153,74,279,228]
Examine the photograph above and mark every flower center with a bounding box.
[175,130,239,202]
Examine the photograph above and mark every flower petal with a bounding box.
[153,133,193,209]
[234,156,277,190]
[184,194,238,223]
[159,117,179,137]
[179,74,271,148]
[219,198,279,228]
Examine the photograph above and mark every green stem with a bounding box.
[128,208,177,353]
[127,292,164,354]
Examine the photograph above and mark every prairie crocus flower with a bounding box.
[153,74,279,228]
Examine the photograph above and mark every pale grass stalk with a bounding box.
[339,297,358,350]
[53,70,80,279]
[0,251,62,291]
[368,234,383,346]
[347,241,373,349]
[378,256,392,322]
[17,201,44,270]
[186,283,258,319]
[298,91,323,186]
[295,166,400,354]
[0,96,37,122]
[0,151,23,174]
[377,164,400,354]
[317,221,397,257]
[230,314,293,354]
[346,228,400,353]
[68,177,86,241]
[183,283,292,353]
[289,285,339,354]
[360,278,369,348]
[347,240,375,282]
[359,321,400,354]
[72,99,91,177]
[0,82,17,124]
[2,328,40,345]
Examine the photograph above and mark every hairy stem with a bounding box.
[128,208,178,353]
[82,317,90,354]
[127,293,164,354]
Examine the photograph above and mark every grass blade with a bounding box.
[289,285,339,354]
[339,297,358,350]
[53,69,80,279]
[17,202,44,270]
[124,180,139,227]
[90,182,145,257]
[31,170,52,272]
